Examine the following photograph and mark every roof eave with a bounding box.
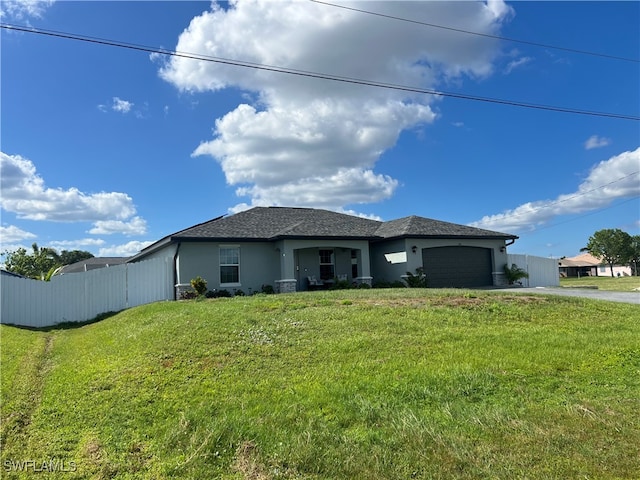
[374,234,518,241]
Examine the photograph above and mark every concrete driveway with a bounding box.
[491,287,640,305]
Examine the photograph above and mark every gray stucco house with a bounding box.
[128,207,518,296]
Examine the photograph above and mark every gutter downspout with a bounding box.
[173,242,181,301]
[505,238,516,248]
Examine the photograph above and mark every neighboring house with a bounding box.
[558,252,632,278]
[55,257,128,275]
[1,269,27,279]
[128,206,518,296]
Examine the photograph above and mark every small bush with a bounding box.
[330,279,352,290]
[213,289,232,298]
[190,276,208,296]
[180,290,198,300]
[404,268,428,288]
[260,284,275,295]
[234,289,246,296]
[504,264,529,285]
[373,280,406,289]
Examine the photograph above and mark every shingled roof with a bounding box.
[173,207,381,239]
[375,215,516,239]
[131,207,516,261]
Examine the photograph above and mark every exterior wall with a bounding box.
[595,264,632,277]
[176,242,280,295]
[371,238,509,286]
[370,238,408,284]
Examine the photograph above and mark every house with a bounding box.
[558,252,632,278]
[1,269,27,279]
[128,207,518,296]
[54,257,128,275]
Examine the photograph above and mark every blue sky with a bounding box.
[1,0,639,260]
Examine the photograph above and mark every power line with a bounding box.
[522,195,640,234]
[487,171,640,222]
[472,172,640,232]
[2,23,639,121]
[310,0,640,64]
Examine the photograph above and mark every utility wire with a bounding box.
[310,0,640,64]
[2,23,639,121]
[520,195,640,234]
[472,172,640,231]
[482,171,640,222]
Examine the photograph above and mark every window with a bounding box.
[319,249,334,280]
[220,247,240,284]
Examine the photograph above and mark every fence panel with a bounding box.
[508,254,559,287]
[1,258,172,328]
[127,257,174,307]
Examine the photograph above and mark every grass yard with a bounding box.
[1,289,639,479]
[560,275,640,292]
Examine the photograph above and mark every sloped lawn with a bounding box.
[1,289,639,479]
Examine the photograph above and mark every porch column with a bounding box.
[355,243,373,287]
[276,242,297,293]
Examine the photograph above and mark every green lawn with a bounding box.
[1,289,639,479]
[560,275,640,291]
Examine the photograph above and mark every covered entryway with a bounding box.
[422,246,493,288]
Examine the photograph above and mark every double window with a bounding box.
[220,246,240,285]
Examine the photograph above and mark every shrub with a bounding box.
[404,267,428,288]
[190,276,208,296]
[180,290,198,300]
[260,284,275,295]
[504,263,529,285]
[234,289,246,296]
[373,280,406,289]
[213,289,232,298]
[330,279,352,290]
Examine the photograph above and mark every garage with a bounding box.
[422,246,493,288]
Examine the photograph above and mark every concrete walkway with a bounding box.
[490,287,640,305]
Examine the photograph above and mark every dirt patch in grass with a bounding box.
[354,294,548,309]
[233,441,270,480]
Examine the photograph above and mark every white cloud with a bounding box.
[0,224,36,243]
[0,152,144,235]
[98,240,153,257]
[48,238,106,251]
[470,147,640,233]
[89,217,147,236]
[584,135,611,150]
[161,0,512,211]
[0,0,54,21]
[504,56,532,74]
[112,97,133,113]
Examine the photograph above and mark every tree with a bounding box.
[584,229,633,277]
[59,249,94,265]
[2,243,62,280]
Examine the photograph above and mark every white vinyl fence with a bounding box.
[507,254,559,288]
[1,257,174,328]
